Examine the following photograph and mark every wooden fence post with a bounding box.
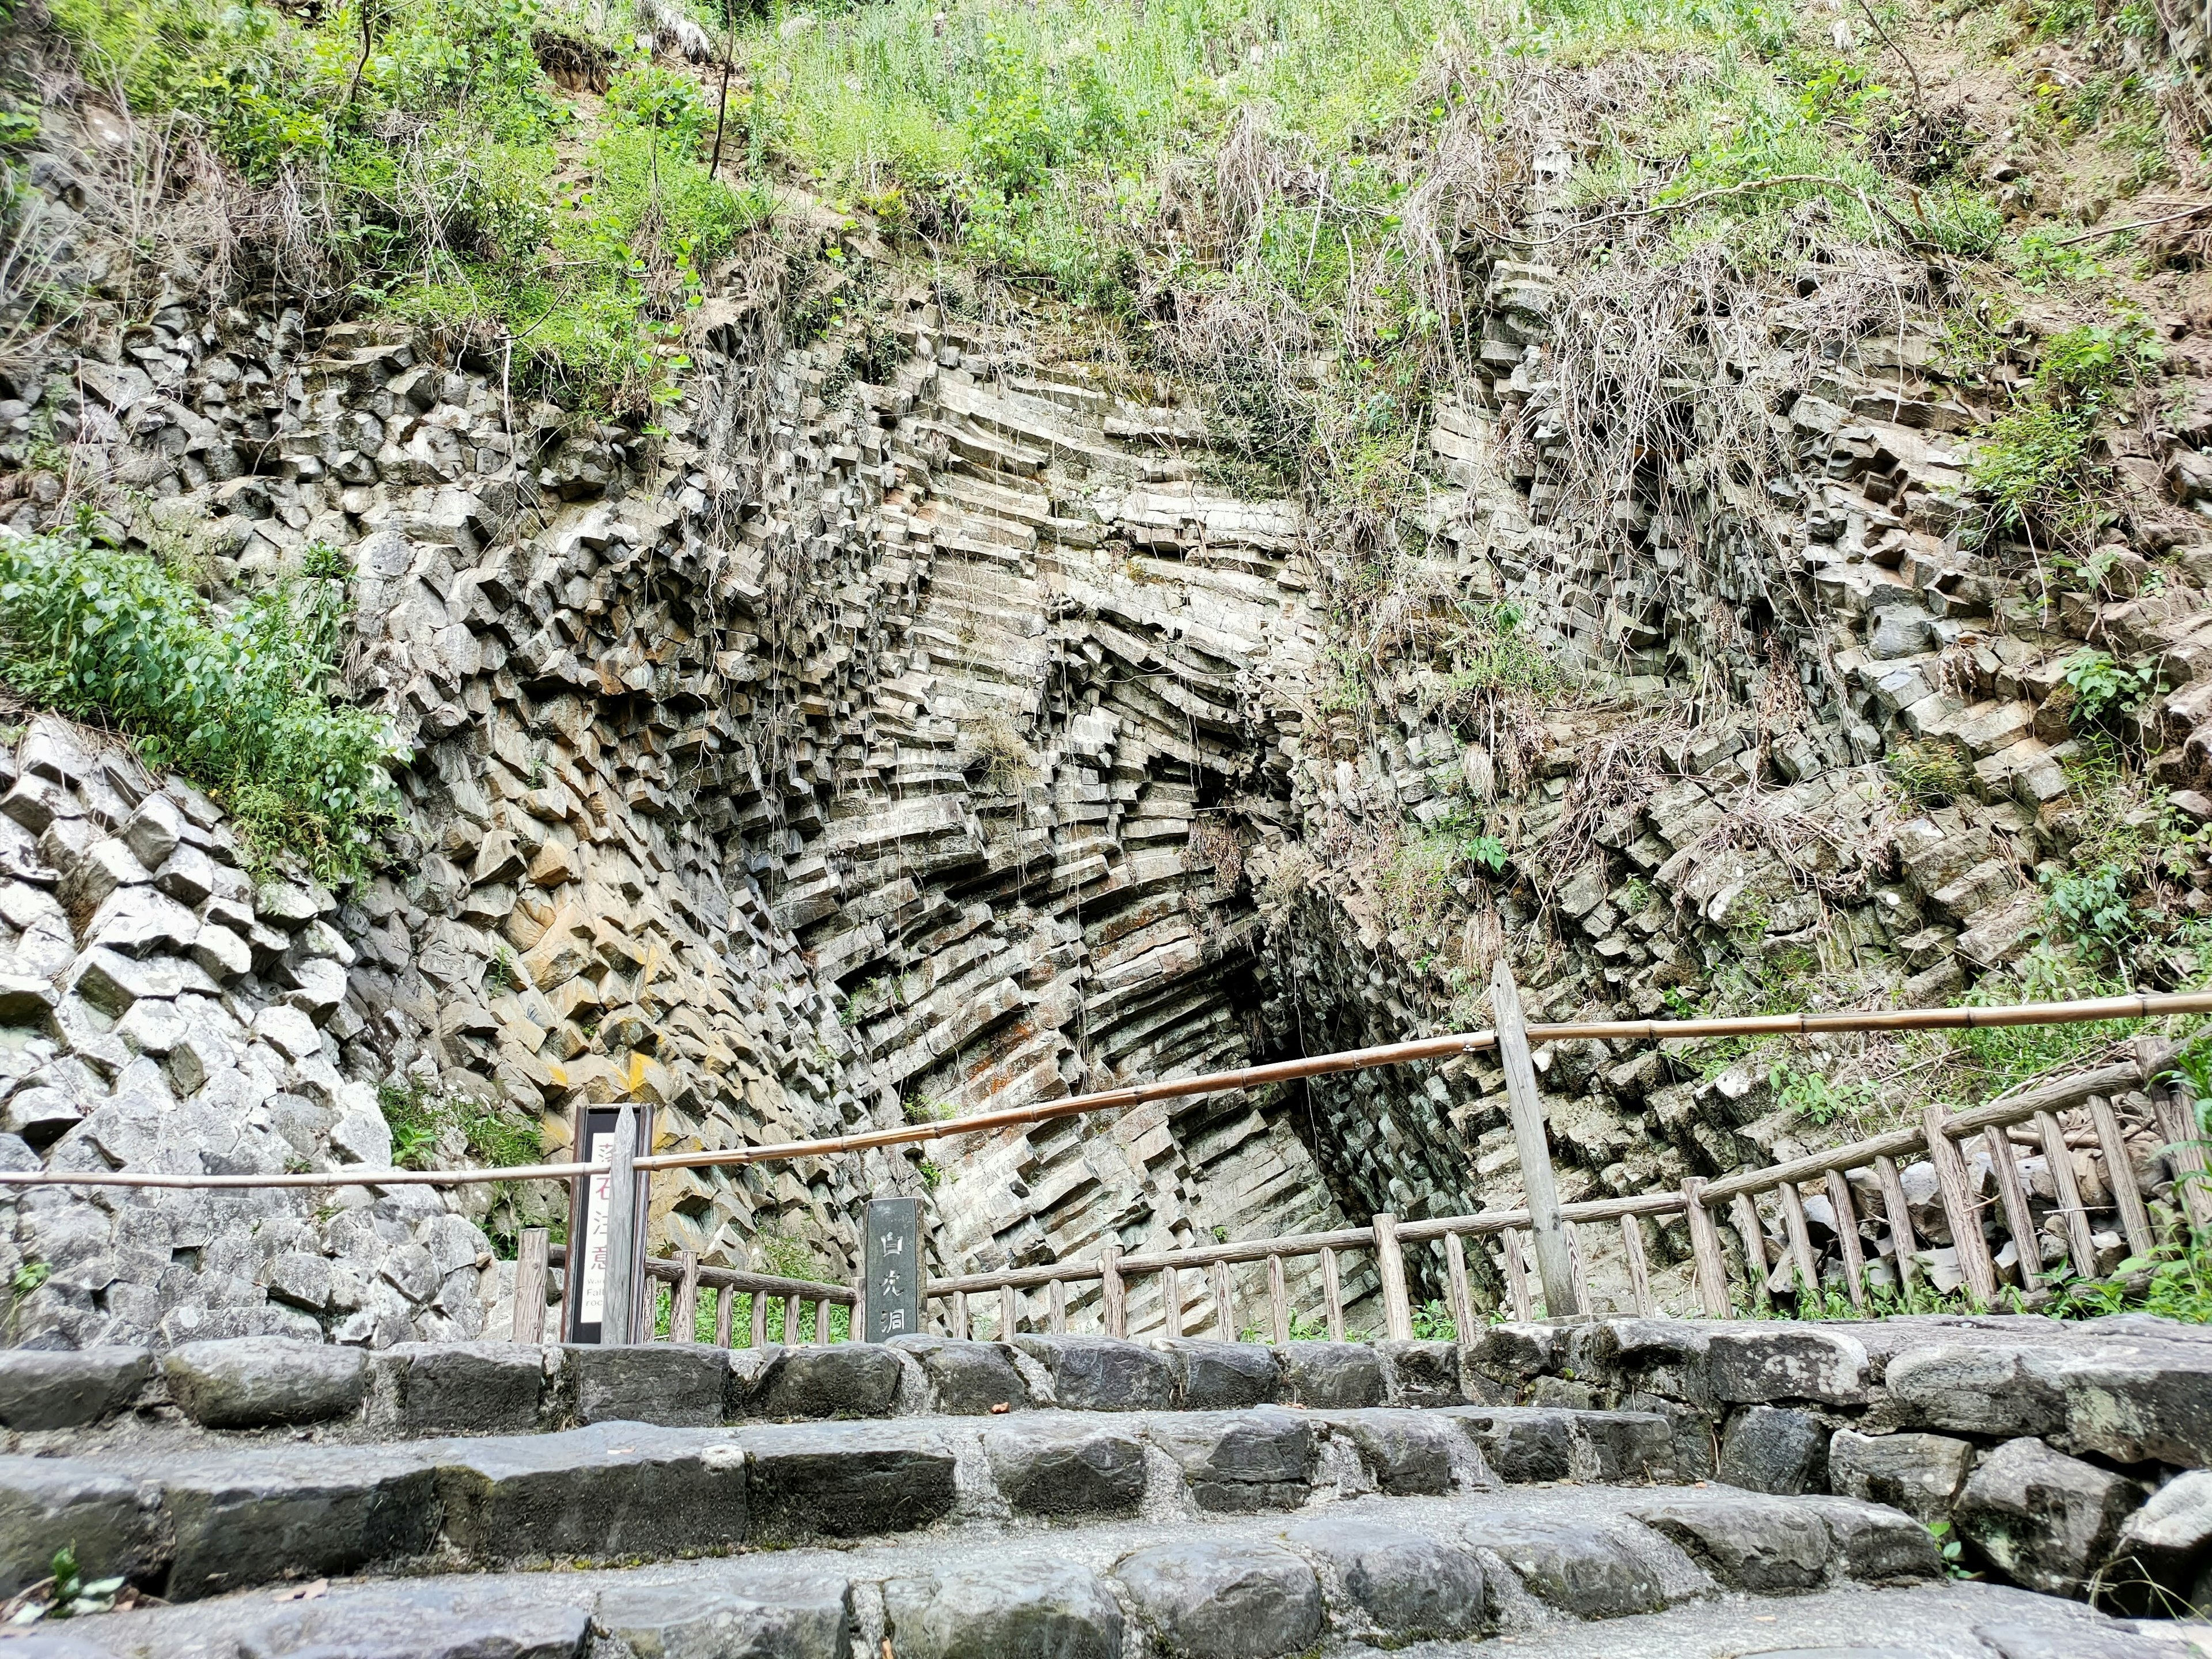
[1162,1265,1182,1338]
[1983,1126,2041,1290]
[1372,1213,1414,1340]
[671,1249,699,1343]
[2151,1082,2212,1230]
[1681,1179,1732,1318]
[603,1104,639,1345]
[999,1282,1018,1341]
[1872,1154,1921,1289]
[1211,1259,1234,1339]
[1499,1229,1533,1321]
[1444,1230,1475,1336]
[1776,1181,1819,1298]
[2089,1094,2156,1257]
[1049,1277,1067,1334]
[513,1227,550,1343]
[1823,1171,1866,1310]
[751,1282,770,1347]
[1319,1246,1346,1342]
[1490,959,1580,1317]
[1730,1193,1772,1308]
[1617,1214,1653,1316]
[1267,1253,1290,1345]
[1923,1105,1998,1303]
[1102,1244,1126,1338]
[714,1283,733,1347]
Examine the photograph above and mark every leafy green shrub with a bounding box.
[1972,316,2162,551]
[2062,648,2161,725]
[0,529,407,881]
[2041,862,2138,969]
[1768,1064,1876,1127]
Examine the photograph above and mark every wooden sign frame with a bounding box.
[562,1101,656,1344]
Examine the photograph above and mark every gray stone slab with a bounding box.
[1708,1328,1870,1406]
[1882,1342,2067,1439]
[1275,1342,1385,1408]
[369,1341,544,1435]
[1446,1407,1574,1483]
[561,1344,731,1427]
[740,1421,958,1543]
[983,1417,1146,1517]
[755,1344,904,1419]
[1010,1336,1173,1411]
[429,1422,746,1564]
[1799,1495,1946,1582]
[1156,1339,1278,1411]
[1570,1408,1679,1482]
[1145,1407,1316,1512]
[1720,1404,1832,1495]
[1828,1429,1973,1522]
[0,1457,164,1597]
[1378,1338,1465,1407]
[887,1335,1033,1414]
[1284,1515,1486,1639]
[1956,1434,2144,1596]
[1112,1538,1323,1659]
[595,1562,850,1659]
[150,1443,438,1600]
[1459,1512,1674,1619]
[1320,1408,1457,1495]
[163,1338,368,1430]
[0,1348,151,1431]
[1629,1489,1836,1592]
[885,1559,1123,1659]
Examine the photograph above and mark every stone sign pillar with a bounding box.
[862,1197,922,1342]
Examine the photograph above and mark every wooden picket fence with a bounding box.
[511,1240,857,1346]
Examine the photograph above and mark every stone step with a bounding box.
[0,1400,1691,1603]
[6,1482,1965,1658]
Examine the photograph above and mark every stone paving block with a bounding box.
[430,1423,747,1564]
[1707,1328,1870,1406]
[0,1347,150,1430]
[1011,1336,1173,1411]
[164,1337,368,1429]
[888,1335,1032,1414]
[1321,1408,1458,1495]
[1156,1339,1278,1410]
[1882,1343,2067,1439]
[755,1344,904,1419]
[1448,1407,1574,1483]
[2105,1467,2212,1614]
[1956,1435,2144,1596]
[1459,1512,1675,1618]
[886,1559,1124,1659]
[982,1417,1146,1517]
[1571,1408,1679,1483]
[740,1421,958,1542]
[1285,1514,1486,1639]
[1377,1339,1465,1407]
[1146,1407,1317,1512]
[1628,1490,1834,1592]
[561,1343,730,1427]
[153,1444,439,1600]
[1720,1404,1831,1495]
[1798,1495,1946,1582]
[596,1562,850,1659]
[179,1580,593,1659]
[1112,1538,1324,1659]
[1828,1429,1974,1522]
[1621,1391,1716,1481]
[2058,1347,2212,1468]
[0,1457,164,1597]
[1275,1342,1385,1408]
[369,1342,544,1435]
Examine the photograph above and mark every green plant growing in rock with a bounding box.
[2062,649,2161,728]
[2041,863,2138,971]
[1885,739,1973,809]
[0,528,407,881]
[1767,1063,1876,1128]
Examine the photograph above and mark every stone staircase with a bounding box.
[0,1327,2203,1658]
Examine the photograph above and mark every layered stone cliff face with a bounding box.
[7,103,2212,1345]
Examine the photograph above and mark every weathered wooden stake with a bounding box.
[1320,1246,1346,1342]
[999,1282,1018,1340]
[1922,1105,1998,1303]
[1211,1259,1235,1339]
[1618,1214,1653,1316]
[2153,1082,2212,1230]
[602,1104,639,1345]
[1983,1126,2040,1291]
[1490,959,1578,1317]
[1500,1229,1532,1321]
[513,1227,550,1343]
[1049,1277,1067,1333]
[1730,1192,1772,1307]
[1102,1244,1127,1338]
[751,1284,770,1348]
[1777,1181,1819,1299]
[1162,1264,1182,1338]
[1680,1179,1731,1317]
[1445,1230,1475,1335]
[1267,1253,1290,1345]
[1824,1171,1866,1310]
[713,1284,733,1347]
[1372,1212,1414,1340]
[1872,1154,1919,1289]
[2089,1094,2154,1257]
[671,1249,699,1343]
